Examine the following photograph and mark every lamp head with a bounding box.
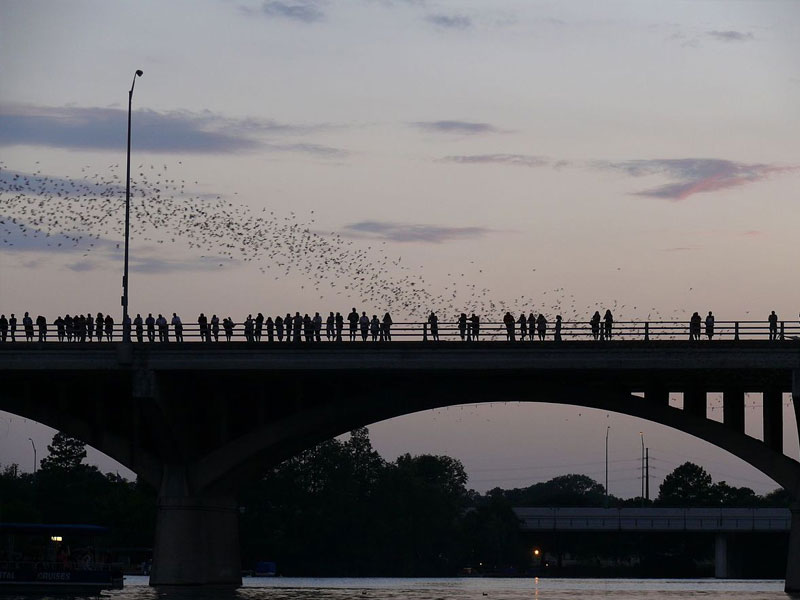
[135,70,143,77]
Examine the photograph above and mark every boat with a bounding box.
[0,523,124,593]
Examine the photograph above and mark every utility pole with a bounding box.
[639,432,644,505]
[605,425,610,507]
[645,448,649,501]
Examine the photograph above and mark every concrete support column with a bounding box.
[763,389,783,453]
[714,533,728,579]
[150,466,241,586]
[684,389,706,419]
[793,371,800,447]
[785,507,800,593]
[723,388,745,434]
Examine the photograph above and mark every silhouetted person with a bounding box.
[9,314,16,342]
[244,315,254,342]
[23,312,34,342]
[527,313,535,342]
[293,312,303,342]
[313,312,322,342]
[348,308,359,342]
[266,316,274,342]
[95,312,104,341]
[603,310,613,340]
[0,314,8,342]
[255,313,264,342]
[555,315,562,342]
[134,314,144,343]
[223,317,234,341]
[86,313,94,342]
[209,314,219,342]
[769,311,778,340]
[36,315,47,342]
[470,313,480,341]
[198,313,208,342]
[123,314,132,342]
[55,316,64,342]
[428,312,439,341]
[382,312,393,341]
[275,315,284,342]
[518,313,527,341]
[335,312,344,342]
[303,313,313,342]
[146,313,156,342]
[690,312,701,340]
[370,315,380,341]
[503,312,515,341]
[104,314,114,342]
[359,311,370,341]
[285,313,293,342]
[705,311,715,340]
[590,311,601,340]
[78,314,88,342]
[171,313,183,342]
[65,314,74,342]
[458,313,468,340]
[536,313,547,340]
[326,312,335,341]
[157,314,168,342]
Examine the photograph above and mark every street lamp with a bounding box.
[123,69,143,341]
[639,432,645,503]
[28,437,37,473]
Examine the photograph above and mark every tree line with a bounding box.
[0,429,789,575]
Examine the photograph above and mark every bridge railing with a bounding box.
[3,319,799,343]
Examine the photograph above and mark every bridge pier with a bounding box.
[149,466,242,586]
[714,533,743,579]
[763,388,783,453]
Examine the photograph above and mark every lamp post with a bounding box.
[28,437,37,473]
[605,425,610,506]
[639,432,645,504]
[123,69,143,341]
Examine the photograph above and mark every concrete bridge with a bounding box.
[1,340,799,588]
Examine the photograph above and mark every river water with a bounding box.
[18,576,786,599]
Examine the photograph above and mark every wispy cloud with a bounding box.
[413,120,501,135]
[257,1,326,23]
[442,154,552,167]
[426,13,471,30]
[707,30,754,42]
[340,220,495,243]
[0,104,346,156]
[598,158,797,201]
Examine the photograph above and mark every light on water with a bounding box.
[12,576,782,600]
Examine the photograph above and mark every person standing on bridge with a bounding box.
[36,314,47,342]
[244,315,254,342]
[769,311,778,341]
[134,314,144,343]
[86,313,94,342]
[23,312,34,342]
[95,312,104,341]
[9,314,17,342]
[590,311,601,340]
[211,314,220,342]
[335,312,344,341]
[123,314,132,342]
[156,314,168,342]
[302,313,313,342]
[255,313,264,342]
[503,312,515,341]
[370,315,380,341]
[313,312,323,342]
[266,316,274,342]
[54,315,64,342]
[348,308,359,342]
[470,313,480,341]
[428,311,439,341]
[603,310,613,340]
[64,314,74,342]
[359,311,370,341]
[528,313,535,342]
[382,312,393,341]
[172,313,184,342]
[536,313,547,341]
[146,313,155,342]
[198,313,208,342]
[275,315,284,342]
[104,314,114,342]
[705,311,715,340]
[326,312,335,341]
[517,313,527,341]
[0,314,7,343]
[223,317,234,341]
[689,312,701,340]
[458,313,468,341]
[293,312,303,343]
[555,315,563,342]
[285,313,293,342]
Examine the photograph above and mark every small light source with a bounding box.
[51,536,62,542]
[533,548,540,556]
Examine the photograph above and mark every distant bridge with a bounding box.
[514,507,791,579]
[1,339,799,588]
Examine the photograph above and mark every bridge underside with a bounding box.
[1,342,799,588]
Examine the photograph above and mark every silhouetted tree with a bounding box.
[657,462,714,506]
[39,432,87,472]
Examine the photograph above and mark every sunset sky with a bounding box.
[1,0,799,497]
